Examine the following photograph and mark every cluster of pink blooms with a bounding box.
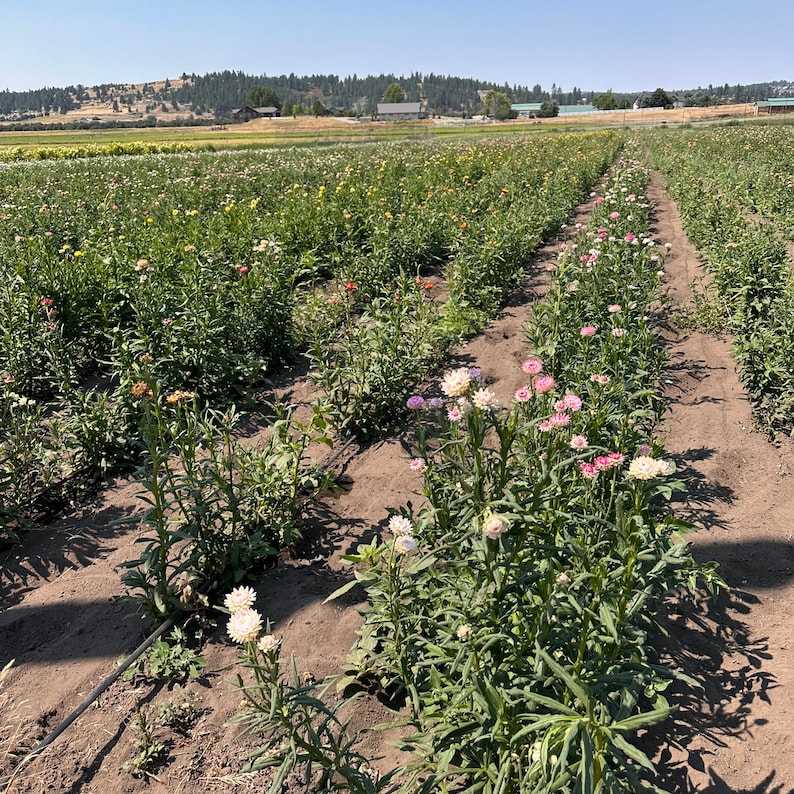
[578,452,625,480]
[538,392,584,432]
[515,357,561,404]
[40,296,58,330]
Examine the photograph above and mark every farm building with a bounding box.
[557,104,596,115]
[754,98,794,115]
[511,102,543,117]
[229,105,280,122]
[376,102,423,120]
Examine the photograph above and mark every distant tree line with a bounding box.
[1,72,791,119]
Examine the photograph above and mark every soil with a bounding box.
[2,170,793,794]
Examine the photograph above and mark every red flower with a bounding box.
[345,281,356,291]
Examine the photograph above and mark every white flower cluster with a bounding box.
[388,515,418,554]
[224,586,280,652]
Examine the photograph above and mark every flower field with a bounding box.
[1,124,794,793]
[647,125,794,432]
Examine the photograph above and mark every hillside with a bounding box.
[1,71,790,123]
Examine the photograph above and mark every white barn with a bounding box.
[376,102,423,121]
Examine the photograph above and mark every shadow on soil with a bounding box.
[0,501,143,611]
[643,537,794,794]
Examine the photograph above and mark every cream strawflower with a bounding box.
[227,607,263,644]
[224,586,257,613]
[472,387,498,411]
[257,634,280,653]
[627,456,672,480]
[441,367,471,397]
[456,624,472,641]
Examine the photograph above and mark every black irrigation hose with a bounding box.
[0,436,358,791]
[0,607,183,792]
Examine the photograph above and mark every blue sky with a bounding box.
[2,0,791,94]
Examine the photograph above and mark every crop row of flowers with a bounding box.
[224,147,721,792]
[647,126,794,432]
[0,133,623,546]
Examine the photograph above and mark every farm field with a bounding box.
[0,102,767,157]
[1,126,794,793]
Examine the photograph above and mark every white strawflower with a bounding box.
[224,586,257,613]
[456,624,472,641]
[257,634,280,653]
[394,535,418,554]
[441,367,471,397]
[388,515,414,536]
[227,607,263,644]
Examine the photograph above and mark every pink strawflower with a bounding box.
[563,394,582,411]
[590,374,610,385]
[549,412,570,428]
[538,420,553,432]
[624,233,636,242]
[580,325,597,337]
[514,386,531,402]
[533,374,555,393]
[594,455,613,471]
[569,434,589,449]
[554,399,566,412]
[447,406,463,422]
[408,458,426,473]
[607,304,621,313]
[607,452,625,466]
[521,357,543,375]
[612,328,626,337]
[579,461,599,479]
[609,211,620,219]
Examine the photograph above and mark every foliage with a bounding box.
[116,394,332,618]
[382,83,407,104]
[484,90,516,120]
[123,627,207,683]
[325,150,722,793]
[647,125,794,431]
[246,85,282,110]
[593,91,618,110]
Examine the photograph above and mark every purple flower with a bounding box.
[406,395,425,410]
[427,397,444,409]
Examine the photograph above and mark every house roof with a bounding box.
[511,103,543,111]
[377,102,421,113]
[253,107,278,114]
[758,97,794,106]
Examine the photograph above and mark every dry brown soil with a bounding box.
[1,172,793,793]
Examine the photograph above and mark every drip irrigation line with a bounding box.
[0,434,358,791]
[0,607,182,792]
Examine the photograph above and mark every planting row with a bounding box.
[219,146,721,793]
[646,126,794,432]
[0,133,623,567]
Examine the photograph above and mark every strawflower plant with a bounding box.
[329,146,722,793]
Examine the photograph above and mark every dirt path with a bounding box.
[2,170,793,793]
[646,171,794,794]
